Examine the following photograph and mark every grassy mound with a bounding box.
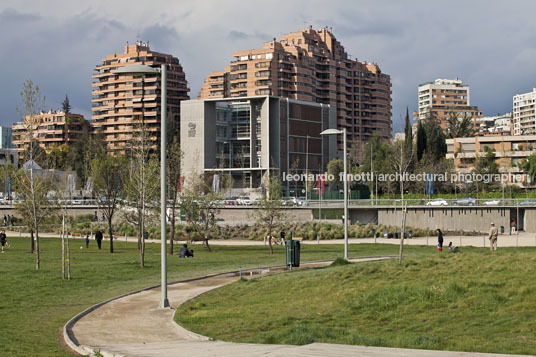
[176,249,536,354]
[0,238,435,356]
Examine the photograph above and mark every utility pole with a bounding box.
[305,135,309,201]
[370,143,373,205]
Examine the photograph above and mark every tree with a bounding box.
[473,146,499,194]
[0,164,16,196]
[521,153,536,185]
[46,143,70,170]
[423,114,447,162]
[416,120,426,162]
[327,158,343,190]
[123,121,160,266]
[56,174,76,280]
[289,156,300,197]
[255,176,286,254]
[360,136,394,195]
[91,152,124,253]
[62,94,71,114]
[446,112,475,138]
[68,134,105,188]
[166,136,183,255]
[391,139,414,200]
[391,137,413,263]
[180,173,222,252]
[404,107,413,156]
[14,80,54,269]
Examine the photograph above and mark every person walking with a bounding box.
[85,234,90,249]
[95,230,103,250]
[0,229,7,252]
[510,218,516,235]
[437,228,444,252]
[488,222,498,251]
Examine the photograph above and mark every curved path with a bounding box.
[65,258,531,357]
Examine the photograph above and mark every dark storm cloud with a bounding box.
[140,24,181,53]
[228,30,248,40]
[0,7,40,22]
[0,9,133,123]
[2,0,536,136]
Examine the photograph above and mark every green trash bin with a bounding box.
[285,240,301,267]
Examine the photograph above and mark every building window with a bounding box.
[266,53,273,59]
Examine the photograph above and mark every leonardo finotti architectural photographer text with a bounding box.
[282,172,528,184]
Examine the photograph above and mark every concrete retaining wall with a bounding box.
[217,208,312,224]
[378,207,511,233]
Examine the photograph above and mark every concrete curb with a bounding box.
[63,256,395,356]
[63,270,241,356]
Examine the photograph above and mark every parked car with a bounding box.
[237,196,252,205]
[520,199,536,206]
[224,197,238,206]
[297,196,309,206]
[453,197,476,206]
[281,197,297,206]
[426,198,448,206]
[71,197,84,205]
[483,199,501,206]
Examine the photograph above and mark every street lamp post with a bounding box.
[114,63,169,308]
[320,128,348,260]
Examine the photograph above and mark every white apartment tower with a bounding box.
[513,88,536,135]
[417,78,470,120]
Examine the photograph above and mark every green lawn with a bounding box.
[0,237,433,356]
[176,248,536,354]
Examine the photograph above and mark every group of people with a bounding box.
[436,222,499,252]
[82,230,104,249]
[436,229,457,252]
[93,211,105,223]
[2,214,13,227]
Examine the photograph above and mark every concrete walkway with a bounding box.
[65,258,531,357]
[8,229,536,249]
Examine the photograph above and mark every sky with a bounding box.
[1,0,536,134]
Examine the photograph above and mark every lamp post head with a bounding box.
[320,128,344,136]
[113,64,160,75]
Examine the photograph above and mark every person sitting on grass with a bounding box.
[179,244,194,258]
[448,241,458,252]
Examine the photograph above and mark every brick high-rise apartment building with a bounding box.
[199,26,392,149]
[92,41,189,153]
[12,110,88,161]
[415,78,483,133]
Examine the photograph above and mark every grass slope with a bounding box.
[0,237,431,356]
[177,248,536,354]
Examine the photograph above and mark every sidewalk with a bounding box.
[9,228,536,248]
[66,258,531,357]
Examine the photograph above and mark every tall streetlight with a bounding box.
[114,63,169,308]
[320,128,348,260]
